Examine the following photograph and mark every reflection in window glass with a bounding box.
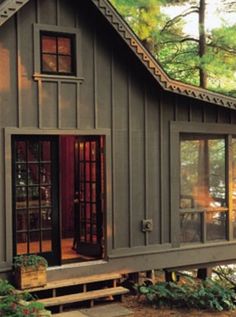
[42,209,52,229]
[232,210,236,239]
[42,54,57,72]
[28,141,39,161]
[42,231,52,252]
[209,140,226,206]
[180,135,226,243]
[16,141,26,162]
[41,33,74,75]
[232,139,236,239]
[17,233,28,254]
[180,213,201,243]
[180,136,225,209]
[42,36,57,53]
[16,164,27,185]
[29,232,40,253]
[29,210,40,230]
[206,212,227,241]
[16,210,27,231]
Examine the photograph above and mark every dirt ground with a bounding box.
[121,295,236,317]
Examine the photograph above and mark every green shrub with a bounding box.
[0,279,51,316]
[0,279,15,296]
[137,277,236,311]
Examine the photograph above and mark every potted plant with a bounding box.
[13,255,48,290]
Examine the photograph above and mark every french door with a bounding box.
[12,136,60,266]
[73,136,105,258]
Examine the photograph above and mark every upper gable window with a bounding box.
[40,32,76,75]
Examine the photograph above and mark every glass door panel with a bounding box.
[12,136,60,266]
[73,136,105,258]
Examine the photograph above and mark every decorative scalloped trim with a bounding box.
[91,0,236,109]
[1,0,236,109]
[0,0,30,26]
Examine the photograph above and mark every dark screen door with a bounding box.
[73,136,105,258]
[12,136,60,266]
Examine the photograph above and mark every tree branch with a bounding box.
[161,7,199,33]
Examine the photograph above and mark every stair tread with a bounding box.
[23,273,122,292]
[37,286,129,307]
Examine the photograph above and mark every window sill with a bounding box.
[33,73,84,82]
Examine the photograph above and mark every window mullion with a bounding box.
[56,37,59,73]
[202,211,206,243]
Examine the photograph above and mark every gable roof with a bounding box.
[1,0,236,110]
[0,0,30,26]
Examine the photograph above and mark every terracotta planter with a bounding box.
[15,265,47,290]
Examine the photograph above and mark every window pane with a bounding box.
[42,54,57,72]
[42,36,57,53]
[91,142,96,161]
[42,231,52,252]
[29,209,40,230]
[58,55,72,73]
[206,212,227,241]
[16,210,27,231]
[180,139,201,208]
[41,186,52,207]
[16,164,27,186]
[28,187,39,207]
[180,136,225,209]
[79,142,84,160]
[40,164,51,185]
[58,37,71,54]
[16,141,26,162]
[17,233,28,255]
[29,231,40,254]
[209,139,226,207]
[42,209,52,229]
[28,164,39,185]
[40,141,51,161]
[16,187,27,209]
[180,213,202,243]
[28,141,40,161]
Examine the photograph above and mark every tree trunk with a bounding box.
[142,38,154,53]
[199,0,207,88]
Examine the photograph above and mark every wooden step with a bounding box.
[20,273,122,293]
[36,286,129,307]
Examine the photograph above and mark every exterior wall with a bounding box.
[1,0,236,277]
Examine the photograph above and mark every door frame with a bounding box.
[4,128,111,267]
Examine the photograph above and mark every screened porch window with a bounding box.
[180,135,228,243]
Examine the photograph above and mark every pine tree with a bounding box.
[110,0,236,95]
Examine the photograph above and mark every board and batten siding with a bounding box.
[1,0,236,273]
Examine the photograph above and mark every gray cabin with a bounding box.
[1,0,236,282]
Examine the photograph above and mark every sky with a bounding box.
[163,0,236,37]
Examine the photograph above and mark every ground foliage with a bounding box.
[136,276,236,311]
[0,279,51,317]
